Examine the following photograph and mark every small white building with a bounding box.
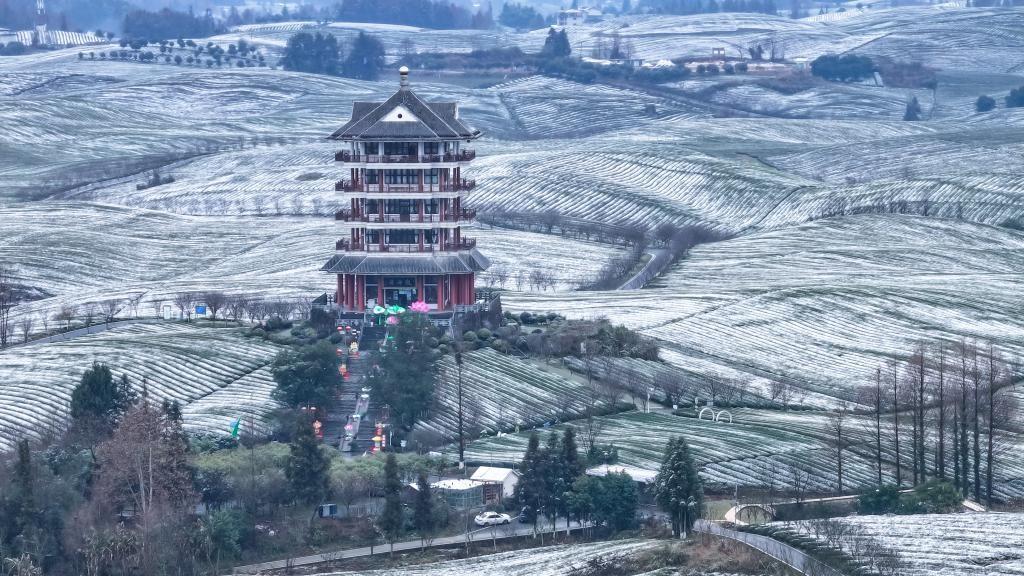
[470,466,520,502]
[430,478,485,509]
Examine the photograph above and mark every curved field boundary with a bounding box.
[696,520,845,576]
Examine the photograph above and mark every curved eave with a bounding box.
[322,249,489,275]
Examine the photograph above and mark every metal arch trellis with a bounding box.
[697,407,733,423]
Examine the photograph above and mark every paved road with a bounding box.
[229,520,588,574]
[695,520,843,576]
[619,248,670,290]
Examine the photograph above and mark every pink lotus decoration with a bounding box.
[386,315,399,325]
[410,300,430,313]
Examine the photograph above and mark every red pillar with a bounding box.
[416,276,423,303]
[336,274,344,306]
[377,281,384,307]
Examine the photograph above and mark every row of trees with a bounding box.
[122,8,222,41]
[512,428,704,539]
[854,341,1017,506]
[281,31,385,79]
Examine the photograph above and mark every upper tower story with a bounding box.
[330,66,480,165]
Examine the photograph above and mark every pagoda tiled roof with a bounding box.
[321,250,490,275]
[330,84,479,141]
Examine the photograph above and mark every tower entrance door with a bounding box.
[383,276,417,307]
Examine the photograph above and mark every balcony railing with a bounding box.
[334,209,477,223]
[335,180,476,193]
[335,238,477,252]
[335,150,476,163]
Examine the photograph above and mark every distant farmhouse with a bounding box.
[558,6,604,26]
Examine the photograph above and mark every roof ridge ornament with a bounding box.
[399,66,409,88]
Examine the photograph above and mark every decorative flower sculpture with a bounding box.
[386,315,399,325]
[410,300,430,313]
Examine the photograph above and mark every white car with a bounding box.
[474,511,512,526]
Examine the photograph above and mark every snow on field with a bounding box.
[319,539,661,576]
[506,215,1024,402]
[467,406,1024,497]
[465,409,894,493]
[0,323,282,451]
[789,513,1024,576]
[0,203,626,334]
[419,349,597,439]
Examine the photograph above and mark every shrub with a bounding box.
[519,311,534,324]
[1,41,27,56]
[857,485,901,515]
[1006,86,1024,108]
[810,53,875,82]
[462,330,477,342]
[735,61,748,72]
[976,94,996,112]
[724,63,735,74]
[706,63,719,74]
[328,332,343,344]
[427,337,439,348]
[476,328,492,340]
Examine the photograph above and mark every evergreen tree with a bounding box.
[366,314,437,431]
[542,431,564,531]
[341,31,386,80]
[281,31,340,75]
[70,363,133,443]
[904,96,922,121]
[413,472,436,549]
[378,453,405,554]
[540,27,572,58]
[597,472,638,531]
[284,416,330,506]
[13,439,36,540]
[512,432,546,530]
[561,427,583,485]
[271,340,342,410]
[654,436,704,538]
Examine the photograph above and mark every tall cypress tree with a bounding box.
[654,436,703,538]
[13,439,36,542]
[513,432,546,531]
[413,471,435,549]
[285,416,330,507]
[378,453,405,555]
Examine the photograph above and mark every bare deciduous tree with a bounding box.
[101,298,121,325]
[0,264,15,348]
[173,292,195,321]
[826,403,851,493]
[18,316,33,344]
[201,291,228,321]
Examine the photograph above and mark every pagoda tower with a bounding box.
[323,67,489,315]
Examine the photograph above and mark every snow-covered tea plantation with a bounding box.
[0,202,625,334]
[1,0,1024,508]
[0,322,282,451]
[789,513,1024,576]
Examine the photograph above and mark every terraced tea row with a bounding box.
[0,323,282,451]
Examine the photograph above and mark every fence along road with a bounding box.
[695,520,845,576]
